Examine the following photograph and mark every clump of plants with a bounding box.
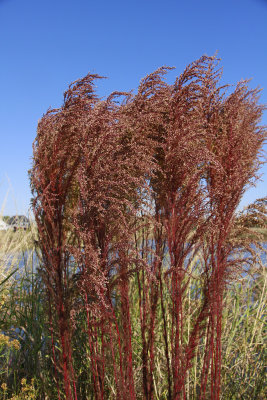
[1,378,38,400]
[28,55,266,399]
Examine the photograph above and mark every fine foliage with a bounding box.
[29,56,266,399]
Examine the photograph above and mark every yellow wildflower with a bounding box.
[1,382,7,391]
[21,378,27,386]
[11,339,20,350]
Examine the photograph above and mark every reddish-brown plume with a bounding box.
[30,55,266,399]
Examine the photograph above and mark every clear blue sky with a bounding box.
[0,0,266,216]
